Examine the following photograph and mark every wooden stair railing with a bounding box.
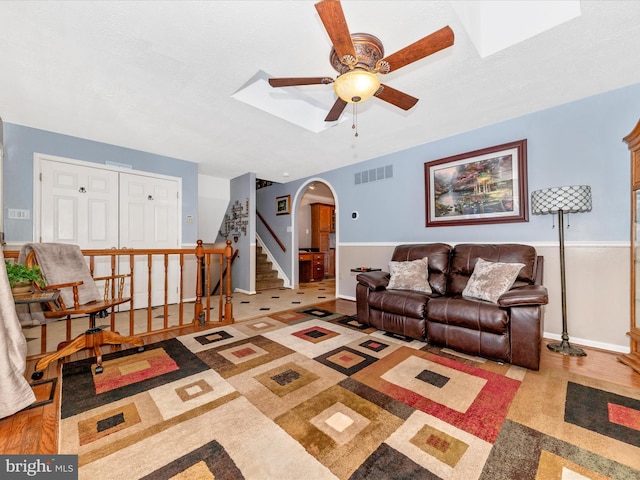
[208,248,239,297]
[4,240,234,360]
[194,240,234,324]
[257,210,286,252]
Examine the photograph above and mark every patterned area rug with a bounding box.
[59,309,640,479]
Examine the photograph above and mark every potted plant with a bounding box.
[4,260,46,294]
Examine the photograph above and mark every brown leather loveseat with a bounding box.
[355,243,548,370]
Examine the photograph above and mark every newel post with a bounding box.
[224,239,234,323]
[194,239,204,325]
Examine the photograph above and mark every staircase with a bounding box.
[256,246,284,291]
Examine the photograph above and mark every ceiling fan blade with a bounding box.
[380,26,454,73]
[375,84,419,111]
[325,97,348,122]
[269,77,334,87]
[315,0,357,65]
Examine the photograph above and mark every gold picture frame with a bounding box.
[424,139,529,227]
[276,195,291,215]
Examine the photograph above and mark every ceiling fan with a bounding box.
[268,0,454,122]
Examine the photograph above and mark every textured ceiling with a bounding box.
[0,1,639,183]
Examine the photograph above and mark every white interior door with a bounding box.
[40,159,119,248]
[38,156,181,309]
[119,172,180,307]
[39,159,119,290]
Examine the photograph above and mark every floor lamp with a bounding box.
[531,185,592,356]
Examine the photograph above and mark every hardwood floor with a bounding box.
[1,298,638,455]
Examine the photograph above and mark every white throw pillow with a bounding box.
[462,258,525,303]
[387,257,431,294]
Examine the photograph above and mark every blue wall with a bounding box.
[257,82,640,272]
[227,172,255,292]
[6,80,639,254]
[3,123,199,243]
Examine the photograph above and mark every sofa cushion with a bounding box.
[448,244,537,296]
[428,320,511,363]
[368,310,427,340]
[369,289,429,319]
[427,297,509,335]
[462,258,524,303]
[391,243,451,295]
[387,257,431,294]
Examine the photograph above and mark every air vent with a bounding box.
[354,165,393,185]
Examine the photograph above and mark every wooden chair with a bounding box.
[25,249,144,380]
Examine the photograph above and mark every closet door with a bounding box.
[119,172,180,307]
[39,159,119,305]
[40,159,119,248]
[38,157,181,311]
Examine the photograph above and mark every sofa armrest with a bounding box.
[356,271,390,291]
[498,285,548,307]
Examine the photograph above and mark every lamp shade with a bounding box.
[333,69,380,103]
[531,185,592,215]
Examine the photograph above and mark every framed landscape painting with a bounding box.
[276,195,291,215]
[424,139,528,227]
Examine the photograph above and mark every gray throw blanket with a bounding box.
[0,248,35,417]
[16,243,100,325]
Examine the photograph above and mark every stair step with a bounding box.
[256,278,284,290]
[256,271,279,281]
[255,246,282,291]
[256,262,274,273]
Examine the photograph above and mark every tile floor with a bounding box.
[231,279,336,319]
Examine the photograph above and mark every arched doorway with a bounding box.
[297,181,336,293]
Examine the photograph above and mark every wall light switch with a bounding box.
[186,215,194,223]
[8,208,30,220]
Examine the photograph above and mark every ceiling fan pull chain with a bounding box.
[352,103,359,137]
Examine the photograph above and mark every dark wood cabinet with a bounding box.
[312,253,324,281]
[311,203,335,278]
[299,252,324,283]
[327,248,335,277]
[311,203,332,251]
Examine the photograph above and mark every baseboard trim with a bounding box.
[339,294,356,302]
[234,288,255,295]
[543,332,630,354]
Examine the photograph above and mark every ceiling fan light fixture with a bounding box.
[333,69,380,103]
